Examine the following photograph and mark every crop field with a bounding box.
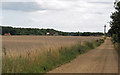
[2,36,101,54]
[2,36,104,73]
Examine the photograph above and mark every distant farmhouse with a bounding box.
[4,33,11,36]
[46,32,58,36]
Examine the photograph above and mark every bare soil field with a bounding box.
[2,36,101,55]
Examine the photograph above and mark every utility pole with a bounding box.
[104,25,106,35]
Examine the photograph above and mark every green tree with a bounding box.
[108,1,120,43]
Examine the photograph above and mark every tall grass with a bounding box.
[114,43,120,55]
[2,39,104,73]
[114,42,120,74]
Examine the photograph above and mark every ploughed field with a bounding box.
[2,36,101,55]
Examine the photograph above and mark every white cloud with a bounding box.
[1,0,34,2]
[35,0,92,12]
[1,0,115,32]
[36,0,70,10]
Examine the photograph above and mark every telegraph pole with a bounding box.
[104,25,106,35]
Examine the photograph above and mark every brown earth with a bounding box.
[48,37,118,73]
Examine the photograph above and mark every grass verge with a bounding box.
[113,42,120,74]
[114,43,120,55]
[2,39,104,73]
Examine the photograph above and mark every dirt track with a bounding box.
[49,38,118,73]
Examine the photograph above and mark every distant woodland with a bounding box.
[1,26,103,36]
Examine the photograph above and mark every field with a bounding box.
[2,36,101,55]
[2,36,104,73]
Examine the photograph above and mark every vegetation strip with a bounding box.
[2,38,105,73]
[108,1,120,54]
[1,26,103,36]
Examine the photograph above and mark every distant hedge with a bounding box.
[1,26,103,36]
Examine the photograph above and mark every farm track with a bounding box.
[48,38,118,73]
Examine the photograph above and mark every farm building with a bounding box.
[4,33,11,36]
[46,32,58,36]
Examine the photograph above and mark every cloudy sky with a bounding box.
[1,0,115,32]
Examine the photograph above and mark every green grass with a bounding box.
[2,39,104,73]
[114,42,120,55]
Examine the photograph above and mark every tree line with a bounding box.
[1,26,103,36]
[108,1,120,43]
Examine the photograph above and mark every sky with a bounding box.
[1,0,115,32]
